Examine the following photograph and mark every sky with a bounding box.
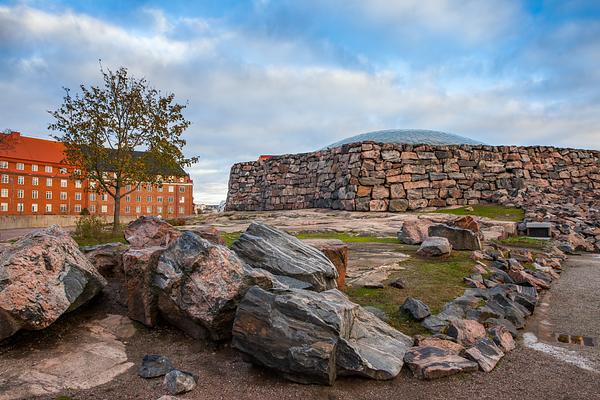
[1,1,600,204]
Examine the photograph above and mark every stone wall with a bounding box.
[225,142,600,212]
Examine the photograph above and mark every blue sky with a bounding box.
[1,1,599,203]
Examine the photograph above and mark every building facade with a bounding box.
[0,132,194,217]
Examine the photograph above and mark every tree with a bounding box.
[0,129,16,150]
[49,65,197,233]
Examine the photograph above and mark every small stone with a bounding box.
[364,306,389,322]
[397,220,430,245]
[416,237,452,257]
[139,355,173,378]
[447,319,486,346]
[465,338,505,372]
[403,346,478,380]
[488,325,515,352]
[389,278,406,289]
[400,297,431,320]
[163,370,197,395]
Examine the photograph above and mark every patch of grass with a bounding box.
[431,204,525,222]
[497,236,548,249]
[73,232,126,247]
[221,232,242,247]
[344,250,473,336]
[295,232,398,244]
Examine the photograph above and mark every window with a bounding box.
[146,196,152,202]
[17,189,24,199]
[60,204,68,213]
[32,190,38,199]
[60,179,68,188]
[31,203,38,213]
[16,163,24,170]
[146,206,152,213]
[46,178,52,187]
[101,193,108,201]
[74,169,81,176]
[0,161,8,169]
[45,166,52,173]
[101,205,108,213]
[168,196,174,203]
[157,196,163,203]
[45,191,52,200]
[75,180,82,188]
[179,186,185,193]
[89,193,96,201]
[157,206,162,213]
[168,206,174,213]
[168,186,174,193]
[179,177,184,183]
[31,164,38,172]
[59,168,67,174]
[126,195,131,202]
[60,192,67,200]
[157,186,163,192]
[74,204,81,213]
[136,195,141,202]
[32,177,38,186]
[17,203,24,212]
[146,184,152,192]
[125,206,131,213]
[179,207,185,214]
[17,176,24,185]
[126,184,132,191]
[89,181,96,189]
[137,184,141,191]
[179,196,185,203]
[89,205,96,212]
[0,188,7,197]
[135,205,141,213]
[75,192,82,201]
[1,175,7,184]
[0,203,7,211]
[45,204,52,213]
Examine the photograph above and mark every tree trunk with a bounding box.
[113,186,121,234]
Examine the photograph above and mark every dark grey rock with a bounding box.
[403,346,478,380]
[401,297,431,320]
[421,315,451,334]
[389,278,407,289]
[428,224,482,251]
[139,355,173,378]
[163,370,197,395]
[416,237,452,257]
[232,222,338,291]
[484,318,518,338]
[232,286,413,385]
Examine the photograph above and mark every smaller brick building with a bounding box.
[0,132,194,217]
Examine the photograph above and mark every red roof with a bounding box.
[0,132,67,165]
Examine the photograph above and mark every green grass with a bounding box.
[430,204,525,222]
[497,236,548,249]
[343,250,474,336]
[220,231,399,247]
[73,233,127,247]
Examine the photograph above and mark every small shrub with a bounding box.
[74,215,104,239]
[79,207,90,215]
[166,217,186,226]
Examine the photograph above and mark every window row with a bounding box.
[0,189,83,200]
[0,203,82,213]
[0,161,81,174]
[0,189,187,203]
[0,202,187,215]
[0,175,82,188]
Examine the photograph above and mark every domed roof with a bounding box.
[326,129,484,148]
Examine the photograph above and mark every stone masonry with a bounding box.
[225,142,600,213]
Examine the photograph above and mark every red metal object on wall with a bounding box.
[0,132,194,217]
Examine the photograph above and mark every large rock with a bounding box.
[302,239,348,288]
[416,237,452,257]
[188,226,226,246]
[428,224,482,251]
[0,226,106,341]
[453,215,481,233]
[397,220,431,245]
[122,246,166,327]
[232,286,413,385]
[232,222,338,291]
[81,242,129,276]
[465,338,505,372]
[125,216,181,249]
[154,231,274,340]
[403,346,478,380]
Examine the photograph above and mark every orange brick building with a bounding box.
[0,132,194,217]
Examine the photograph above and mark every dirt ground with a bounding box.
[1,246,599,400]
